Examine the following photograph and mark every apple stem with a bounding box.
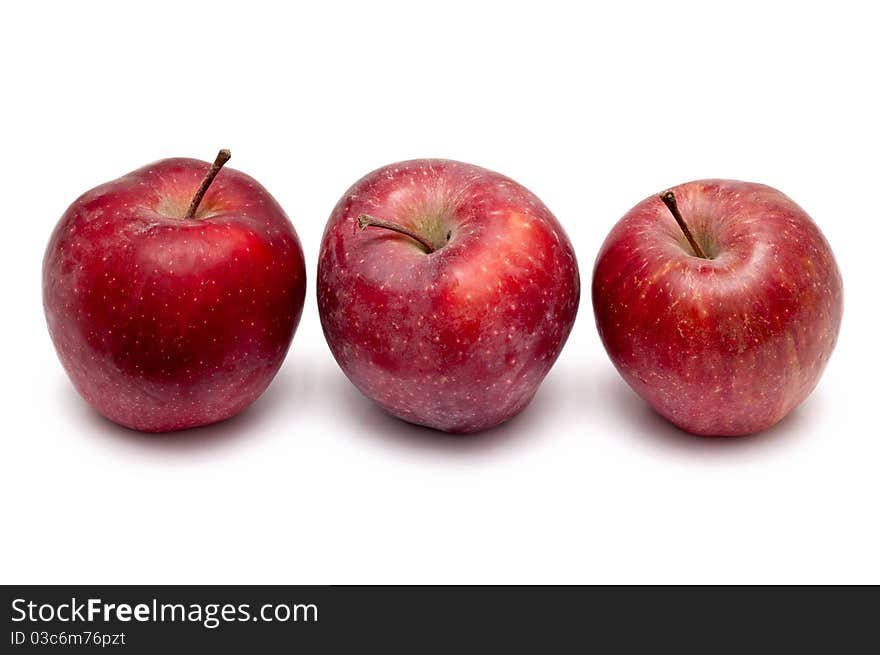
[659,190,707,259]
[184,149,231,219]
[357,214,435,254]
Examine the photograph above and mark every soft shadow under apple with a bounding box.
[63,367,304,454]
[327,369,574,457]
[597,371,819,456]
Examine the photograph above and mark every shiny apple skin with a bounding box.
[592,179,843,436]
[43,157,306,432]
[317,159,580,433]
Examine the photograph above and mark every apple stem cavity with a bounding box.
[184,149,232,219]
[357,214,436,254]
[659,190,708,259]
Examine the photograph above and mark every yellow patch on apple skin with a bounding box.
[154,173,233,220]
[784,331,801,377]
[507,212,533,232]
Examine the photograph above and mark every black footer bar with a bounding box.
[2,585,876,652]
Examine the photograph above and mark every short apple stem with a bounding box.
[659,190,707,259]
[357,214,435,254]
[184,149,231,219]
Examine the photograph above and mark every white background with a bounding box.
[1,1,877,584]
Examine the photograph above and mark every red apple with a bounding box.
[43,150,306,432]
[592,179,843,436]
[317,159,580,433]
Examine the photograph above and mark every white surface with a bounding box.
[1,1,877,584]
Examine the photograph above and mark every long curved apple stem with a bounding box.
[185,149,231,219]
[357,214,435,254]
[659,190,707,259]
